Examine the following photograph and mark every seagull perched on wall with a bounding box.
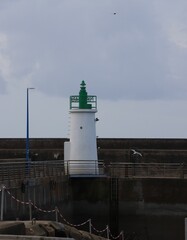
[131,149,142,157]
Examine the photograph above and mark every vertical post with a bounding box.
[67,160,69,176]
[55,207,58,222]
[29,200,32,220]
[185,218,187,240]
[0,185,5,221]
[26,88,29,165]
[106,225,109,239]
[121,231,124,240]
[181,163,184,179]
[89,219,92,234]
[26,88,35,172]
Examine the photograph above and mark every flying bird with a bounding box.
[131,149,142,157]
[113,12,117,15]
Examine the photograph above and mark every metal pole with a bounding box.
[26,88,35,172]
[29,200,32,220]
[55,207,58,222]
[121,231,124,240]
[26,88,29,164]
[0,185,5,221]
[89,219,92,234]
[67,160,69,175]
[106,225,109,239]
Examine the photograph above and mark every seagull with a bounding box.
[131,149,142,157]
[113,12,117,15]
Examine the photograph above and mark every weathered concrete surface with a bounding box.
[0,221,107,240]
[67,177,187,240]
[97,138,187,163]
[2,176,186,240]
[0,236,73,240]
[1,138,187,163]
[1,172,187,240]
[0,222,25,235]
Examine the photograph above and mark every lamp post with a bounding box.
[26,88,35,168]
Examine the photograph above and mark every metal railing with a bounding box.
[0,160,186,184]
[109,162,185,179]
[0,160,65,182]
[65,160,104,175]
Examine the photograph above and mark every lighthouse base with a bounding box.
[67,160,99,175]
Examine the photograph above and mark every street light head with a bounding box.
[27,87,35,90]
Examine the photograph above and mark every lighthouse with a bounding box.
[64,81,99,175]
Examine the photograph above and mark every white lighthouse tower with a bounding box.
[64,81,98,175]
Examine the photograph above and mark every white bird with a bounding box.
[54,153,60,159]
[131,149,142,157]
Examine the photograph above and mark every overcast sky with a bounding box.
[0,0,187,138]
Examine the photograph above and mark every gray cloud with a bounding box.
[0,0,186,100]
[0,76,6,93]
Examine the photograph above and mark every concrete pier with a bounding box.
[1,138,187,240]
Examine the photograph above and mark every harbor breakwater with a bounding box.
[1,176,187,240]
[1,138,187,163]
[1,138,187,240]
